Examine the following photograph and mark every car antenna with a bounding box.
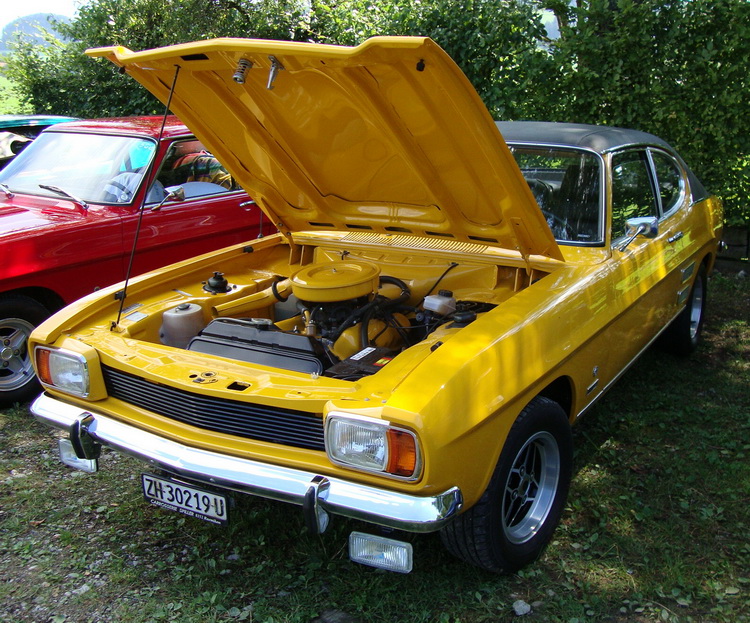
[111,64,181,332]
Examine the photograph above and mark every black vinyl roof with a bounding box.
[496,121,674,153]
[497,121,708,201]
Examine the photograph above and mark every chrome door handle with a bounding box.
[668,231,684,244]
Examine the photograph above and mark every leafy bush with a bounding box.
[5,0,749,224]
[309,0,554,120]
[5,0,311,117]
[544,0,750,226]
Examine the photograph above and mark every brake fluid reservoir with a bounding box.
[160,303,205,348]
[423,290,456,316]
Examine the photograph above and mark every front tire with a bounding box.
[441,397,572,573]
[0,294,50,406]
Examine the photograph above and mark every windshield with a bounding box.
[0,130,157,205]
[510,146,604,245]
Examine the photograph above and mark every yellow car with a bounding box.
[29,37,723,574]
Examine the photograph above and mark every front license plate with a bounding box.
[142,473,228,525]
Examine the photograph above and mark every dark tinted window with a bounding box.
[611,150,658,237]
[511,146,603,245]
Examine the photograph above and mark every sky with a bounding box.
[1,0,80,32]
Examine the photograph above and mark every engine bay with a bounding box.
[116,236,554,383]
[158,258,497,381]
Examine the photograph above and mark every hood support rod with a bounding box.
[111,64,181,331]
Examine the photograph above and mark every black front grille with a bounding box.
[102,365,325,451]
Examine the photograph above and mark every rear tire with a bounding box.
[0,294,50,406]
[661,265,707,356]
[441,397,572,573]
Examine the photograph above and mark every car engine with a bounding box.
[159,260,495,380]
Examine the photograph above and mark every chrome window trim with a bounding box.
[609,147,659,246]
[645,147,688,219]
[608,145,689,249]
[506,141,607,247]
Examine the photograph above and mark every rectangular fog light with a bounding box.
[58,439,98,473]
[349,531,413,573]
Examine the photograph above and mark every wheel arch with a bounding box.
[538,376,574,420]
[440,392,574,572]
[0,287,66,315]
[457,382,573,511]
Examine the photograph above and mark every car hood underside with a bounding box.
[88,36,562,263]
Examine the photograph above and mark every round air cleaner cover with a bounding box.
[291,261,380,302]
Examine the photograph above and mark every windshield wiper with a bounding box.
[38,184,89,211]
[0,183,14,199]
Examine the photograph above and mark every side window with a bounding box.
[611,150,658,238]
[148,139,238,203]
[650,150,684,215]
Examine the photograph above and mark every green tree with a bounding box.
[7,0,550,119]
[544,0,750,224]
[6,0,750,224]
[308,0,552,119]
[6,0,311,117]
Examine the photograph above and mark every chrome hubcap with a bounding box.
[502,431,561,545]
[0,318,35,391]
[689,277,704,340]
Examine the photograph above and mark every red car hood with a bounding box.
[0,197,87,239]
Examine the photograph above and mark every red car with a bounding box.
[0,116,263,405]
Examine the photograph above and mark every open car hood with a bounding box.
[89,37,562,262]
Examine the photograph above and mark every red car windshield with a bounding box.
[0,130,156,205]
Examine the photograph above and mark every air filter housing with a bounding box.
[290,261,380,302]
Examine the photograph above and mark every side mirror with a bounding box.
[151,185,185,211]
[618,216,658,251]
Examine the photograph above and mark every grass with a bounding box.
[1,265,748,623]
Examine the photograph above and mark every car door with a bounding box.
[120,137,261,277]
[605,146,690,369]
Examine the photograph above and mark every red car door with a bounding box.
[119,137,262,277]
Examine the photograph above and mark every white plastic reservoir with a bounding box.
[423,291,457,316]
[160,303,205,348]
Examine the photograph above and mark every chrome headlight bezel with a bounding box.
[324,412,422,481]
[35,346,91,398]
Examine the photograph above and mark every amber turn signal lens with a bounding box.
[386,429,418,477]
[35,348,52,385]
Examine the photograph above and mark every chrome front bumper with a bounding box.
[31,393,463,533]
